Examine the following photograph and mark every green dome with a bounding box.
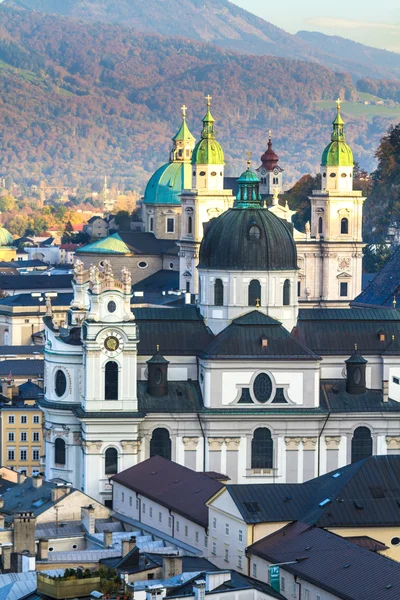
[237,167,260,183]
[199,206,297,271]
[321,101,354,167]
[144,161,192,205]
[191,101,224,165]
[0,227,14,247]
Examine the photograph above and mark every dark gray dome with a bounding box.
[198,207,297,271]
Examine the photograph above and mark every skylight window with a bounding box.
[332,472,341,478]
[319,498,331,507]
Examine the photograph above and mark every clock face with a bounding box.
[260,168,266,175]
[273,167,279,176]
[105,336,119,352]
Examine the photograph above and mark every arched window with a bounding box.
[351,427,372,464]
[214,279,224,306]
[341,217,349,234]
[248,280,261,306]
[318,217,323,235]
[54,438,66,465]
[150,428,171,460]
[188,216,193,234]
[283,279,291,306]
[248,225,261,240]
[105,361,118,400]
[251,428,273,469]
[105,448,118,475]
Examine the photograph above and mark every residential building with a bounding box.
[0,404,44,476]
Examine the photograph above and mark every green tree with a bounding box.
[4,214,32,237]
[285,173,321,232]
[0,195,16,212]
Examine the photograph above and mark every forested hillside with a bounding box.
[6,0,400,80]
[0,5,398,191]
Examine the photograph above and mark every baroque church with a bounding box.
[40,99,400,506]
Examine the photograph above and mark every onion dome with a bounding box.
[321,99,354,167]
[0,226,14,247]
[260,133,279,172]
[191,95,224,165]
[199,164,297,271]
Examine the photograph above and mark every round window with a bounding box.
[249,225,261,240]
[330,173,337,178]
[138,261,148,269]
[55,370,67,397]
[323,172,326,177]
[392,537,400,546]
[107,300,116,313]
[72,544,78,549]
[211,171,217,176]
[48,547,54,552]
[253,373,272,403]
[353,367,361,385]
[200,171,206,176]
[155,368,163,385]
[169,262,174,269]
[341,173,347,178]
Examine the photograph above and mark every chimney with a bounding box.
[1,382,12,399]
[122,536,137,557]
[1,544,12,570]
[193,580,206,600]
[13,512,37,555]
[11,385,19,398]
[103,530,113,549]
[0,514,4,529]
[38,538,49,561]
[163,556,183,579]
[17,472,27,484]
[51,484,71,503]
[81,505,95,534]
[383,379,389,403]
[32,475,43,489]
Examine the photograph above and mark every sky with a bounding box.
[232,0,400,53]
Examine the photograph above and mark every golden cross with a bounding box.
[205,94,212,107]
[181,104,187,118]
[336,97,341,110]
[255,298,261,308]
[246,151,252,169]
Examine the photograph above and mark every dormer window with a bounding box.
[248,225,261,240]
[378,330,386,342]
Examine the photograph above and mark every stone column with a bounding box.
[208,438,224,473]
[325,436,341,473]
[225,438,241,483]
[386,436,400,455]
[183,437,199,471]
[285,437,301,483]
[302,437,317,482]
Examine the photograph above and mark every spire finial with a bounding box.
[354,343,358,351]
[205,94,212,107]
[156,344,160,353]
[268,129,272,141]
[181,104,187,118]
[336,97,341,111]
[255,298,261,309]
[246,151,252,170]
[394,296,397,309]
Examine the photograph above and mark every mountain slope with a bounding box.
[0,5,396,190]
[6,0,400,81]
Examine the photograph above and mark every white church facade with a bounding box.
[40,103,400,506]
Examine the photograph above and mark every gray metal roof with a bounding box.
[0,359,44,377]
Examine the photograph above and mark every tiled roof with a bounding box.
[200,311,319,360]
[320,379,400,412]
[111,456,224,528]
[248,522,400,600]
[353,245,400,307]
[295,308,400,355]
[138,381,203,413]
[0,359,44,376]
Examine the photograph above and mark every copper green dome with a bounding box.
[144,161,192,205]
[199,205,297,271]
[235,163,262,207]
[321,101,354,167]
[192,98,224,165]
[0,227,14,247]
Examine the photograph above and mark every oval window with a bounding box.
[323,172,326,177]
[107,300,116,313]
[199,171,206,176]
[155,368,162,385]
[330,173,337,178]
[392,537,400,546]
[253,373,272,403]
[341,173,347,178]
[193,171,196,176]
[211,171,217,176]
[138,261,148,269]
[55,370,67,397]
[353,367,361,385]
[249,225,261,240]
[169,262,174,269]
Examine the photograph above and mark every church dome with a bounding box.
[321,101,354,167]
[198,206,297,271]
[260,138,279,171]
[191,98,224,165]
[143,161,192,205]
[0,226,14,247]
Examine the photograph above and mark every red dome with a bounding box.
[260,139,279,171]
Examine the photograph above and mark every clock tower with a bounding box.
[256,132,284,197]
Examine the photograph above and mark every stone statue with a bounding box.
[103,259,113,277]
[305,221,311,235]
[74,259,84,276]
[45,295,53,317]
[89,264,100,284]
[272,187,280,205]
[121,267,132,287]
